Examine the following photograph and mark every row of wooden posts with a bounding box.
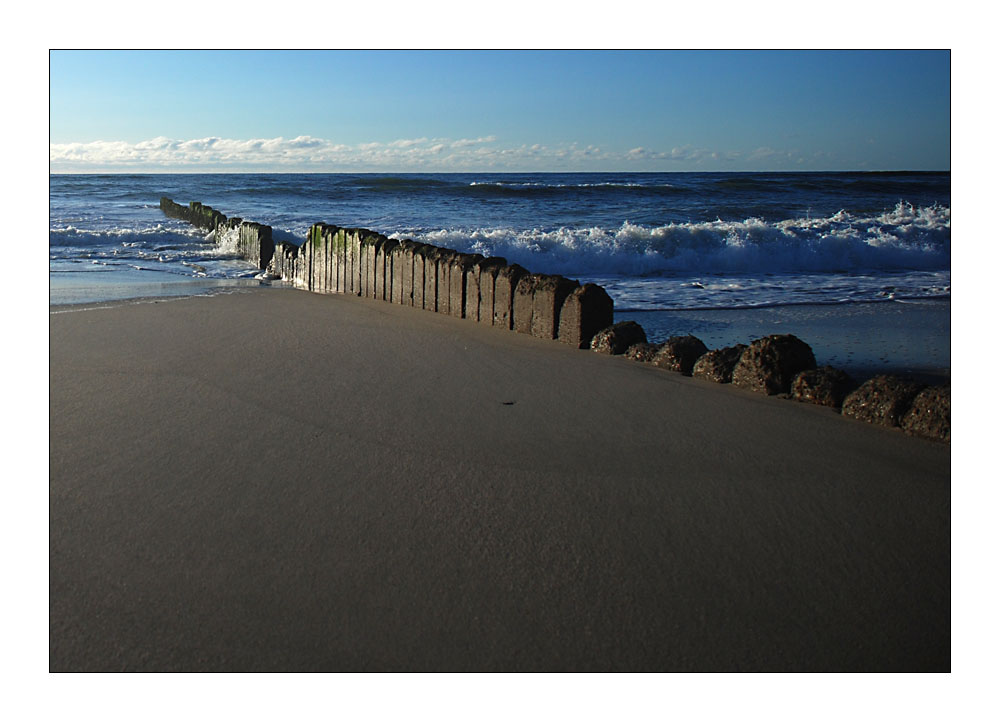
[160,198,615,348]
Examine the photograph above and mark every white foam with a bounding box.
[390,203,950,279]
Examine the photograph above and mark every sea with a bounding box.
[49,172,951,375]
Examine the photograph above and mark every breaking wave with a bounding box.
[392,202,950,278]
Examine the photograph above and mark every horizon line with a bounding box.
[49,168,952,175]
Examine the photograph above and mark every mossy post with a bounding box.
[494,264,528,330]
[360,232,382,299]
[159,198,624,353]
[340,228,353,294]
[422,247,442,311]
[531,275,579,340]
[348,229,364,296]
[470,257,507,326]
[435,249,456,315]
[557,284,614,349]
[450,253,484,319]
[240,221,274,273]
[376,238,399,302]
[513,274,539,335]
[401,241,423,306]
[390,242,407,305]
[334,227,349,294]
[323,225,337,294]
[257,224,274,271]
[270,241,298,281]
[412,244,429,309]
[306,223,324,293]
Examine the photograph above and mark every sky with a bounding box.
[48,49,950,173]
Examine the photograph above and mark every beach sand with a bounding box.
[50,288,950,671]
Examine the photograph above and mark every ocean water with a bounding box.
[50,172,951,374]
[50,171,950,312]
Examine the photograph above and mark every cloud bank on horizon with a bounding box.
[49,50,950,173]
[50,134,825,173]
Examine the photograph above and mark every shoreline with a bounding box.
[50,288,949,671]
[624,297,950,384]
[52,287,952,383]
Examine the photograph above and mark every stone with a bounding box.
[625,342,664,362]
[558,283,614,349]
[590,321,647,355]
[651,335,709,375]
[901,385,950,442]
[841,375,926,427]
[791,366,856,408]
[731,334,817,395]
[692,344,747,383]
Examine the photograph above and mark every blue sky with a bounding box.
[49,50,950,172]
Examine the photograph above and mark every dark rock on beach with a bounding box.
[901,385,951,442]
[841,374,926,428]
[651,335,709,375]
[625,342,664,363]
[791,366,857,408]
[692,344,747,384]
[590,321,647,355]
[731,334,817,395]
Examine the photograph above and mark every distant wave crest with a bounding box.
[391,202,950,277]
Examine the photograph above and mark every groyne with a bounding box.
[160,198,949,442]
[159,198,613,348]
[160,198,274,272]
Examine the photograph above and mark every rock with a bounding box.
[732,334,817,395]
[692,344,747,383]
[625,342,664,362]
[841,375,926,427]
[791,366,856,408]
[590,321,647,355]
[901,385,950,442]
[651,335,709,375]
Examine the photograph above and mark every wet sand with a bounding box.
[627,298,951,384]
[49,288,950,671]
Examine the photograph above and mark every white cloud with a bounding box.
[450,136,497,148]
[49,134,813,172]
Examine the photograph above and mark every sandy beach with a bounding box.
[49,287,950,672]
